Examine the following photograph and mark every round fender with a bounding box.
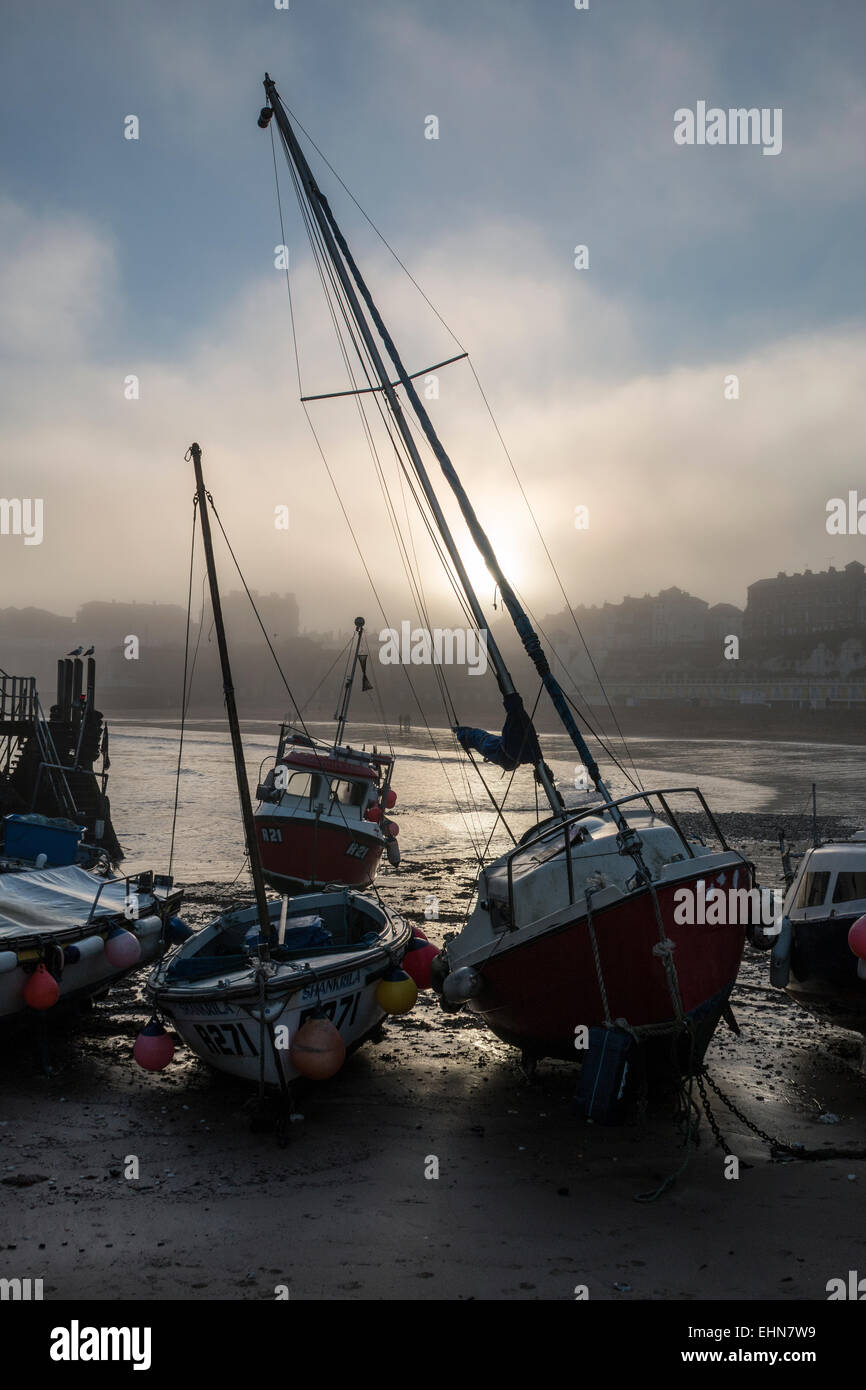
[769,917,792,989]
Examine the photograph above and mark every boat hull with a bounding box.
[148,890,412,1087]
[787,914,866,1034]
[160,971,388,1087]
[0,891,182,1027]
[461,870,747,1066]
[256,813,384,892]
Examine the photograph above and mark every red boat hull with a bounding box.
[256,814,384,891]
[470,871,748,1061]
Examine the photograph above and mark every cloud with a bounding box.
[0,201,118,360]
[0,182,863,639]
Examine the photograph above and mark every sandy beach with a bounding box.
[1,814,864,1303]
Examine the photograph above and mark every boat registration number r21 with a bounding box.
[191,1020,259,1058]
[345,842,368,859]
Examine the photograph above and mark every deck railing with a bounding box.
[503,786,731,929]
[0,675,37,725]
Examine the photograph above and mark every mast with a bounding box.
[187,443,273,945]
[263,76,574,816]
[334,616,365,749]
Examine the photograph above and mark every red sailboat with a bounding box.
[254,617,399,892]
[260,74,753,1102]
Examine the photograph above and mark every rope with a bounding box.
[205,493,312,739]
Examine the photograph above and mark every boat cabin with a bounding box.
[257,733,391,826]
[784,837,866,924]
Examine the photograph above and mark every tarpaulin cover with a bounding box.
[453,692,543,771]
[0,865,139,943]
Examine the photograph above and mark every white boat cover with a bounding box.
[0,866,141,943]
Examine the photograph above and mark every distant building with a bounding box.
[75,600,188,648]
[745,561,866,643]
[706,602,743,644]
[553,586,740,656]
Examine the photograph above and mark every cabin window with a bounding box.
[796,872,830,908]
[328,779,367,817]
[283,771,313,799]
[832,871,866,903]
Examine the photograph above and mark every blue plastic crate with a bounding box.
[4,814,85,866]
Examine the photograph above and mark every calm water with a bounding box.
[108,720,864,884]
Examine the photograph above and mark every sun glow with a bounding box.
[461,526,526,606]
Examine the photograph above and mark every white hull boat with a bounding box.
[147,889,412,1087]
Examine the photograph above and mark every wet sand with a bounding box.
[1,816,864,1302]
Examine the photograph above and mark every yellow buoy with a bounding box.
[376,967,418,1015]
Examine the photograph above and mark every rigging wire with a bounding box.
[274,107,643,791]
[271,122,518,862]
[295,633,354,719]
[205,493,313,743]
[276,131,516,846]
[168,498,198,877]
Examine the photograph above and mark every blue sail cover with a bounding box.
[454,692,542,771]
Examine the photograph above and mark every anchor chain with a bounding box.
[697,1067,866,1162]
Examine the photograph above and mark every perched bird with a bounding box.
[67,646,83,656]
[82,646,95,656]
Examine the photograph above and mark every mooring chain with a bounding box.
[695,1071,735,1154]
[699,1068,798,1155]
[698,1068,866,1163]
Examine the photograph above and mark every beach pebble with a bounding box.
[818,1113,840,1125]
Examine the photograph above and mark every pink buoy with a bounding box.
[104,926,142,970]
[401,941,440,990]
[385,819,399,837]
[848,915,866,961]
[24,964,60,1011]
[133,1019,175,1071]
[365,803,382,823]
[385,788,397,809]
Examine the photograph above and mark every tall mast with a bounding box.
[263,76,636,838]
[334,615,365,748]
[263,78,565,817]
[187,443,272,944]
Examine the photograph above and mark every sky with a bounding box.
[1,0,864,638]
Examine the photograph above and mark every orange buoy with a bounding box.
[290,1015,346,1080]
[23,964,60,1011]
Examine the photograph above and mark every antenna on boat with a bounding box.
[334,616,366,749]
[186,442,273,948]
